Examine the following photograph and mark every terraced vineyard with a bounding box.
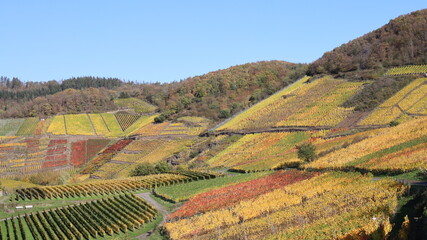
[359,78,427,125]
[217,76,365,131]
[0,9,426,240]
[93,138,196,179]
[80,139,133,174]
[386,64,427,75]
[155,172,269,202]
[0,194,158,239]
[16,171,217,200]
[44,139,68,168]
[0,137,55,176]
[305,117,427,173]
[133,122,170,136]
[160,122,208,136]
[0,136,114,177]
[86,139,111,161]
[207,132,309,171]
[164,171,406,240]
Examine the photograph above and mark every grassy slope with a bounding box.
[0,119,25,136]
[114,97,157,113]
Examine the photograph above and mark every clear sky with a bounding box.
[1,1,425,83]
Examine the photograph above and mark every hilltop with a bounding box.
[307,9,427,76]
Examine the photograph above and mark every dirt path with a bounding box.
[136,192,170,240]
[373,177,427,187]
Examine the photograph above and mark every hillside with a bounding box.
[216,76,367,132]
[0,9,426,240]
[135,60,307,120]
[0,61,306,121]
[307,9,427,75]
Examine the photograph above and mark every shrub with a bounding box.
[218,109,231,119]
[419,168,427,180]
[155,162,172,174]
[296,143,317,162]
[130,163,155,176]
[154,115,167,123]
[389,120,400,127]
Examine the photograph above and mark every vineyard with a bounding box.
[93,138,196,179]
[0,194,158,239]
[46,116,66,135]
[97,113,120,136]
[71,139,110,167]
[305,117,427,173]
[15,113,155,137]
[64,114,94,135]
[0,136,115,177]
[154,172,269,202]
[132,121,208,137]
[164,171,406,239]
[0,114,139,137]
[359,78,427,125]
[207,132,309,171]
[44,139,68,168]
[217,76,365,131]
[132,122,169,136]
[15,171,217,201]
[120,114,157,136]
[0,137,57,176]
[88,114,110,136]
[160,122,207,136]
[115,113,141,131]
[386,64,427,75]
[0,62,425,240]
[16,118,40,136]
[80,139,133,174]
[168,170,316,219]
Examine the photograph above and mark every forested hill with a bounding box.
[136,61,306,120]
[0,76,123,101]
[307,9,427,75]
[0,61,306,119]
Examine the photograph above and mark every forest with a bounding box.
[0,61,307,119]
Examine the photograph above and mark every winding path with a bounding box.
[136,192,170,239]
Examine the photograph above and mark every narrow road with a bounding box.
[136,192,170,240]
[372,177,427,186]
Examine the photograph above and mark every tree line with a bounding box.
[0,76,123,101]
[0,61,307,120]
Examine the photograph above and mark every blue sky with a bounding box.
[0,1,425,83]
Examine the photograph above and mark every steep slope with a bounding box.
[307,9,427,75]
[216,75,367,132]
[137,61,307,120]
